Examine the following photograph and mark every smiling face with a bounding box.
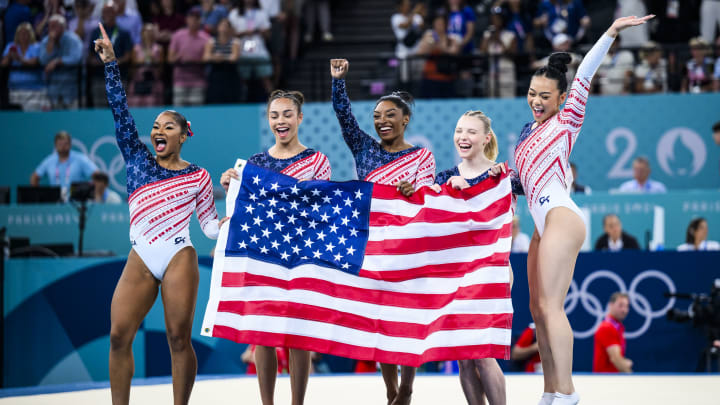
[151,112,186,158]
[527,75,566,124]
[374,100,409,143]
[268,97,303,147]
[454,115,490,161]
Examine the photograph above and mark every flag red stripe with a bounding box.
[370,170,508,203]
[364,224,511,255]
[358,252,510,281]
[211,328,510,367]
[368,195,510,227]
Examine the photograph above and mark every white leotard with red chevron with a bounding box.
[364,147,435,187]
[281,151,331,180]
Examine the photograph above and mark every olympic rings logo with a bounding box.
[564,270,676,339]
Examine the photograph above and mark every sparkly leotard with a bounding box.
[248,149,331,180]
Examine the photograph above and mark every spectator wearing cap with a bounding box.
[617,156,667,193]
[168,6,211,106]
[92,172,123,204]
[38,14,83,109]
[634,41,667,93]
[594,214,640,252]
[683,37,714,93]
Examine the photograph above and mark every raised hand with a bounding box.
[607,15,654,37]
[330,58,349,79]
[93,23,116,63]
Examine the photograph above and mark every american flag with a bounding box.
[201,160,513,366]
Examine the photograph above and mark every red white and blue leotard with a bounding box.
[514,34,614,236]
[105,61,220,279]
[332,78,435,188]
[248,149,331,180]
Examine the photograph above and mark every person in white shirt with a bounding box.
[511,215,530,253]
[596,37,634,95]
[617,156,667,193]
[677,217,720,251]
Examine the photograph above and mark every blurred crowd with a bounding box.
[0,0,335,110]
[392,0,720,98]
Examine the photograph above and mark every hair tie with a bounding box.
[187,121,194,137]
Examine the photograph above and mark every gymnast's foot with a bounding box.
[390,386,412,405]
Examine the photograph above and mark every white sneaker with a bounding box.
[538,392,554,405]
[552,392,580,405]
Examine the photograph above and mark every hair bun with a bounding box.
[547,52,571,74]
[391,90,415,107]
[288,90,305,105]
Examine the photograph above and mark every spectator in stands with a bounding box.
[700,0,720,45]
[500,0,535,63]
[1,22,48,111]
[38,14,83,109]
[511,215,530,252]
[392,0,426,88]
[594,214,641,252]
[88,2,133,107]
[168,6,211,106]
[511,323,541,372]
[229,0,274,98]
[570,162,591,194]
[114,0,142,44]
[203,18,242,103]
[684,37,715,93]
[677,217,720,251]
[617,156,667,193]
[90,0,139,19]
[33,0,66,39]
[30,130,98,200]
[68,0,99,61]
[91,171,122,204]
[152,0,186,44]
[534,0,590,46]
[127,23,164,107]
[593,292,632,373]
[616,0,649,47]
[303,0,333,43]
[417,12,460,98]
[596,37,635,95]
[634,41,667,93]
[480,5,517,98]
[447,0,476,55]
[200,0,229,35]
[647,0,700,44]
[258,0,285,86]
[532,33,582,84]
[3,0,32,47]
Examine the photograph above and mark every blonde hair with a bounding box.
[14,22,36,45]
[462,110,498,161]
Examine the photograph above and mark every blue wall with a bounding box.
[4,252,716,387]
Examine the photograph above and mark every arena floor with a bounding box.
[2,373,718,405]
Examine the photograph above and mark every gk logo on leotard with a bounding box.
[174,237,186,245]
[564,270,676,339]
[539,196,550,206]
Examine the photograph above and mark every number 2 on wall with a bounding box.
[605,127,637,179]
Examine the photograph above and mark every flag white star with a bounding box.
[332,204,342,214]
[354,190,363,199]
[262,228,271,238]
[245,205,255,214]
[325,242,335,252]
[252,175,261,184]
[301,256,309,260]
[238,241,247,249]
[304,238,314,247]
[278,207,287,212]
[322,195,332,204]
[282,233,292,243]
[260,245,269,254]
[311,189,321,196]
[253,216,263,226]
[301,195,310,203]
[279,192,288,199]
[313,249,322,258]
[333,189,343,196]
[250,235,259,243]
[290,184,300,194]
[270,182,280,191]
[308,219,318,229]
[316,230,326,241]
[352,209,360,218]
[274,221,285,231]
[266,209,276,219]
[280,251,290,260]
[310,202,321,212]
[349,228,358,237]
[341,262,350,269]
[346,246,356,256]
[240,223,250,232]
[271,240,280,250]
[291,245,301,254]
[343,197,353,207]
[320,212,330,222]
[290,201,299,210]
[287,214,297,224]
[249,193,258,201]
[295,226,305,236]
[334,252,343,262]
[341,217,350,226]
[338,235,347,245]
[259,187,267,197]
[299,209,309,218]
[268,197,278,207]
[329,224,339,233]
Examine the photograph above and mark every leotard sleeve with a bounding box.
[558,33,615,137]
[195,168,220,239]
[332,78,374,157]
[414,148,436,188]
[312,152,332,180]
[104,60,152,166]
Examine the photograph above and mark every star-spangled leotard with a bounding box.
[248,148,331,180]
[332,78,435,187]
[105,60,220,279]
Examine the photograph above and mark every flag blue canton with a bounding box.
[225,163,373,275]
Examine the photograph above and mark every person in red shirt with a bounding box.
[512,323,542,372]
[593,292,633,373]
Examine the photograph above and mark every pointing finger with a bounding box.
[98,22,110,42]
